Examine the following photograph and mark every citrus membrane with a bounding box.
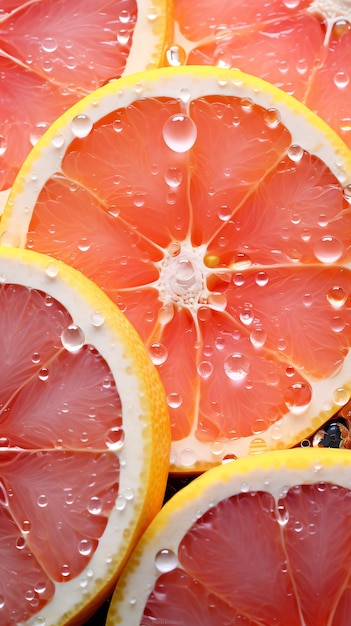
[107,447,351,626]
[0,0,171,195]
[2,65,351,472]
[0,245,170,625]
[169,0,351,149]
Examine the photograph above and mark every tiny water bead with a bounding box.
[61,325,85,352]
[87,496,103,515]
[78,539,94,557]
[164,166,184,188]
[162,114,197,153]
[71,114,94,138]
[154,549,178,573]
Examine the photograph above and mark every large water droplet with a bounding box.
[165,166,183,188]
[197,360,213,379]
[78,539,93,556]
[326,286,347,308]
[61,325,85,352]
[165,44,186,66]
[149,342,168,365]
[162,114,197,152]
[42,37,58,52]
[224,353,250,381]
[87,497,102,515]
[284,382,312,413]
[71,114,93,138]
[105,426,125,450]
[287,144,304,162]
[313,236,344,263]
[208,292,227,311]
[155,549,178,573]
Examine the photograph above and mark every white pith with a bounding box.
[2,67,351,474]
[107,449,351,625]
[0,249,157,626]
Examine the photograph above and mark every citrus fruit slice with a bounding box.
[2,65,351,472]
[0,245,170,625]
[107,447,351,626]
[0,0,171,197]
[169,0,351,149]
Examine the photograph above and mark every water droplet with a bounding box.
[78,538,93,556]
[105,426,125,450]
[116,494,127,510]
[208,292,227,311]
[0,595,6,609]
[283,0,300,7]
[197,360,213,379]
[255,271,268,287]
[45,263,59,278]
[293,520,304,533]
[179,447,197,467]
[276,504,289,526]
[327,286,347,308]
[240,97,254,112]
[162,114,197,152]
[16,535,26,550]
[210,441,224,456]
[37,494,48,508]
[90,311,105,327]
[117,29,130,45]
[149,342,168,365]
[42,37,58,52]
[333,387,350,406]
[155,549,178,573]
[284,382,312,413]
[334,71,349,89]
[303,293,313,307]
[313,236,344,263]
[167,392,182,409]
[230,252,252,270]
[263,108,281,128]
[61,564,71,578]
[0,135,7,155]
[61,325,85,352]
[87,497,102,515]
[218,204,232,221]
[165,166,183,188]
[239,306,254,326]
[224,353,250,381]
[287,144,304,162]
[233,273,245,286]
[318,213,329,227]
[146,6,158,21]
[71,114,93,138]
[249,327,267,348]
[35,582,48,595]
[21,520,32,534]
[158,302,175,325]
[78,237,90,252]
[296,58,308,75]
[165,44,186,66]
[38,367,49,381]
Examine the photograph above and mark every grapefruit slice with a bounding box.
[0,245,170,625]
[169,0,351,150]
[0,0,171,198]
[2,65,351,472]
[107,447,351,626]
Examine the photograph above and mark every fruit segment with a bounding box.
[3,67,351,469]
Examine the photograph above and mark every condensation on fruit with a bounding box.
[224,353,251,381]
[149,342,168,365]
[287,144,304,162]
[87,496,103,515]
[327,285,347,308]
[61,324,85,352]
[284,382,312,414]
[162,114,197,153]
[334,71,349,89]
[333,386,350,406]
[154,549,178,573]
[71,114,93,138]
[45,262,59,278]
[105,426,125,451]
[90,310,105,327]
[165,44,186,66]
[313,235,344,263]
[29,122,50,147]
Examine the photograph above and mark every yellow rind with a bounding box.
[107,447,351,624]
